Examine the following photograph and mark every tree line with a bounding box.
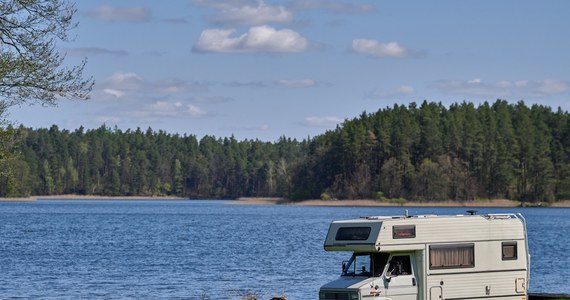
[1,100,569,203]
[293,100,570,202]
[0,126,306,199]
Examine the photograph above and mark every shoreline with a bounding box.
[1,195,569,208]
[232,198,570,208]
[0,194,188,202]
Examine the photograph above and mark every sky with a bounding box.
[8,0,570,141]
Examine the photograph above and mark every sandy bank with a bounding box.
[231,198,570,208]
[39,195,186,200]
[2,195,569,208]
[0,197,36,202]
[290,199,522,207]
[0,194,187,202]
[228,197,288,205]
[551,200,570,207]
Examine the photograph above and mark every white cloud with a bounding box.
[192,0,259,9]
[91,72,219,121]
[146,101,183,117]
[352,39,409,58]
[85,5,151,23]
[433,79,509,97]
[193,29,242,53]
[67,47,128,57]
[90,72,215,124]
[223,81,268,88]
[108,72,144,86]
[276,79,316,88]
[368,85,415,99]
[128,101,208,119]
[188,96,234,104]
[291,0,376,13]
[100,72,207,98]
[538,79,568,94]
[103,89,125,98]
[193,26,309,53]
[396,85,415,94]
[303,116,343,127]
[98,72,145,96]
[187,104,207,117]
[433,79,569,98]
[212,3,292,25]
[193,0,292,25]
[155,78,209,94]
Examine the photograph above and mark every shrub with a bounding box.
[374,191,385,201]
[394,198,407,205]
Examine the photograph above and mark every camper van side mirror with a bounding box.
[342,261,347,273]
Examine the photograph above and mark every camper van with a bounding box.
[319,212,529,300]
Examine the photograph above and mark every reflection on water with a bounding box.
[0,200,568,299]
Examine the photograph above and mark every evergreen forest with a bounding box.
[2,100,570,203]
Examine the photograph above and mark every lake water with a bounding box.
[0,200,568,299]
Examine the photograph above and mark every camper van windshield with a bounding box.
[342,253,390,277]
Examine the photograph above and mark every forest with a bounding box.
[1,100,569,203]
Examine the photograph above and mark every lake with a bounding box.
[0,200,568,299]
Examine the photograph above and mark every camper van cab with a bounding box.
[319,212,529,300]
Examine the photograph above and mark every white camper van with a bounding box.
[319,212,529,300]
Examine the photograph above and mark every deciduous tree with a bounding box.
[0,0,93,109]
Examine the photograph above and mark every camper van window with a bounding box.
[393,225,416,239]
[429,244,475,269]
[342,254,371,277]
[387,255,412,276]
[335,227,371,241]
[342,253,390,277]
[502,242,518,260]
[373,252,390,277]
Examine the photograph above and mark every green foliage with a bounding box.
[374,191,407,205]
[320,192,332,201]
[296,100,570,202]
[395,198,407,205]
[2,100,570,203]
[0,0,92,196]
[0,0,93,107]
[374,191,384,200]
[3,125,304,199]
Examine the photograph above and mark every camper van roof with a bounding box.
[324,212,527,253]
[358,213,520,221]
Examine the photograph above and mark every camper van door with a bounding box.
[384,254,417,300]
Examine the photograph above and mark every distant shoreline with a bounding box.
[0,194,187,202]
[233,197,570,208]
[1,195,569,208]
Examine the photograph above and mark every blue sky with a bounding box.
[8,0,570,141]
